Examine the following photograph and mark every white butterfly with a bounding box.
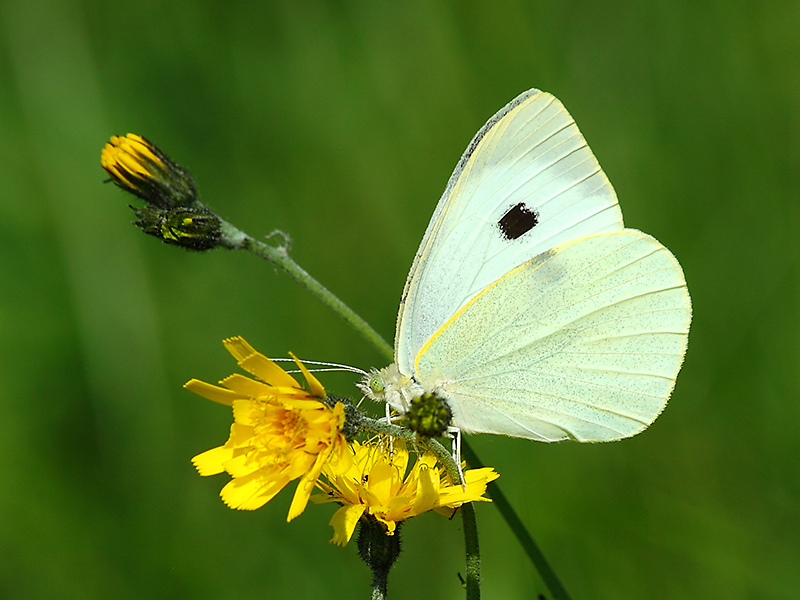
[363,89,691,442]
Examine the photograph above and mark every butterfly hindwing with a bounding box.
[414,230,691,441]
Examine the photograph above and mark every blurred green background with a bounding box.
[1,1,798,598]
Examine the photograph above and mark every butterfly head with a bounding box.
[357,364,424,413]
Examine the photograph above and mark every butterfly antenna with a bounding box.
[270,357,368,376]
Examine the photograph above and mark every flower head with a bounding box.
[101,133,197,208]
[313,438,499,545]
[186,337,350,521]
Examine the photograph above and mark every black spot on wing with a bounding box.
[498,202,539,240]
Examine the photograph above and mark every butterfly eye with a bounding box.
[368,376,385,395]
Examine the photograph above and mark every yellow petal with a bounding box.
[389,439,410,472]
[231,399,264,426]
[227,421,257,445]
[223,452,264,477]
[223,337,300,388]
[192,446,233,476]
[324,435,353,474]
[410,465,439,515]
[220,373,273,397]
[309,487,337,505]
[290,352,326,397]
[221,472,287,511]
[366,458,400,506]
[372,514,397,536]
[437,468,499,506]
[221,336,258,361]
[287,457,326,522]
[280,397,328,411]
[329,505,366,546]
[184,379,240,406]
[240,353,301,389]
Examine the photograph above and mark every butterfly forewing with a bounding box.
[396,89,624,374]
[413,230,691,442]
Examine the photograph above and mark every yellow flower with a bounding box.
[186,337,350,521]
[313,438,499,546]
[101,133,196,208]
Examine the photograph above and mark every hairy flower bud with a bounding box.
[130,205,222,251]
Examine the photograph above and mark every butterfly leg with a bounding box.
[382,402,396,457]
[445,426,466,488]
[384,400,392,423]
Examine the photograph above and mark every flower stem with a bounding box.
[216,218,392,360]
[461,503,481,600]
[461,443,572,600]
[357,518,399,600]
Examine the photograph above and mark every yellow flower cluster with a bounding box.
[314,438,499,545]
[187,337,499,544]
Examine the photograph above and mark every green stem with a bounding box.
[461,503,481,600]
[461,444,572,600]
[357,517,396,600]
[216,218,391,360]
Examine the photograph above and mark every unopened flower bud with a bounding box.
[101,134,196,208]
